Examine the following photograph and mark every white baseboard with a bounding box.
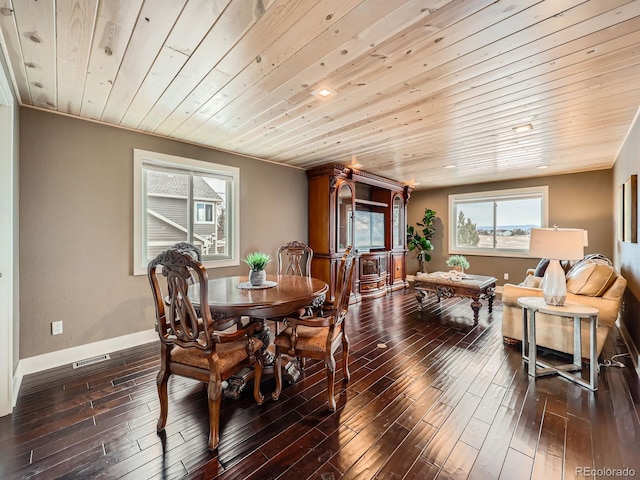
[16,329,157,384]
[617,319,640,375]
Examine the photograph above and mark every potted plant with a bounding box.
[407,208,437,273]
[243,251,272,286]
[446,255,470,273]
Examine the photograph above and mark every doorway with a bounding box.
[0,62,16,416]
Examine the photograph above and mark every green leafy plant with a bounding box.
[407,208,437,272]
[446,255,470,270]
[242,252,272,271]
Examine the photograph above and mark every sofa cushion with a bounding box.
[533,258,571,277]
[566,253,613,278]
[566,262,617,296]
[533,258,550,277]
[521,275,543,288]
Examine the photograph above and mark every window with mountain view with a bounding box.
[448,186,548,257]
[133,149,239,275]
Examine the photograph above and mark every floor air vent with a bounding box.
[72,354,111,369]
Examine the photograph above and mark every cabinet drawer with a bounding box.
[360,278,386,292]
[360,281,378,292]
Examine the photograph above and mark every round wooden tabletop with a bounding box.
[190,274,328,318]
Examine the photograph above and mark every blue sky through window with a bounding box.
[459,198,541,229]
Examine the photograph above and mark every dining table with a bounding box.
[189,273,329,399]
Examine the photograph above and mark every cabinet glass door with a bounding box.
[393,196,403,248]
[361,258,378,276]
[337,184,353,250]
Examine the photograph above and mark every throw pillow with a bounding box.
[533,258,550,277]
[533,258,572,277]
[566,262,617,296]
[566,253,613,278]
[521,275,542,288]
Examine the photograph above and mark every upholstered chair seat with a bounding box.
[170,338,264,373]
[275,324,342,353]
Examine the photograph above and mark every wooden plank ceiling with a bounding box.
[1,0,639,188]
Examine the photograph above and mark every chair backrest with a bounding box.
[148,248,214,352]
[171,242,202,261]
[332,246,356,324]
[277,240,313,277]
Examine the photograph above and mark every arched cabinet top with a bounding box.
[307,163,413,197]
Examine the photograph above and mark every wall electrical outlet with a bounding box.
[52,321,63,335]
[503,273,509,280]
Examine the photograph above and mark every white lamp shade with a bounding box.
[528,227,585,305]
[528,228,585,260]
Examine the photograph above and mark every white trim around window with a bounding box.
[133,149,240,275]
[448,185,548,258]
[194,201,216,224]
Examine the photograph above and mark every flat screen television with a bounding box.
[355,210,385,250]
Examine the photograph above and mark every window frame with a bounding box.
[194,201,216,224]
[133,149,240,275]
[448,186,548,258]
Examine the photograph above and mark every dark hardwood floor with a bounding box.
[1,290,639,479]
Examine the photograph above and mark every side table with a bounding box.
[517,296,599,391]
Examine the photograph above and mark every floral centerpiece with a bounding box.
[446,255,470,273]
[243,252,272,286]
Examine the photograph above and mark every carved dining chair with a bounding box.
[276,240,313,277]
[148,248,264,451]
[272,246,356,411]
[274,241,317,365]
[277,240,324,316]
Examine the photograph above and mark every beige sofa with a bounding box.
[502,258,626,359]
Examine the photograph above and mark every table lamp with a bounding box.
[528,227,586,306]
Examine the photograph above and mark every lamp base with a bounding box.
[542,259,567,306]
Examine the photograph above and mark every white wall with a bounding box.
[0,49,18,414]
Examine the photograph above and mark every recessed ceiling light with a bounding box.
[512,123,533,133]
[311,86,337,98]
[537,165,549,169]
[444,164,456,169]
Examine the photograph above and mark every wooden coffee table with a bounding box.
[414,272,497,324]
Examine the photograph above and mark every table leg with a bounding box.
[255,321,273,363]
[223,321,302,399]
[573,315,582,370]
[590,314,598,390]
[470,297,481,325]
[528,308,537,378]
[224,321,271,399]
[522,307,528,362]
[488,293,494,313]
[415,289,426,312]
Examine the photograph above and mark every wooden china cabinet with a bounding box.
[307,164,412,303]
